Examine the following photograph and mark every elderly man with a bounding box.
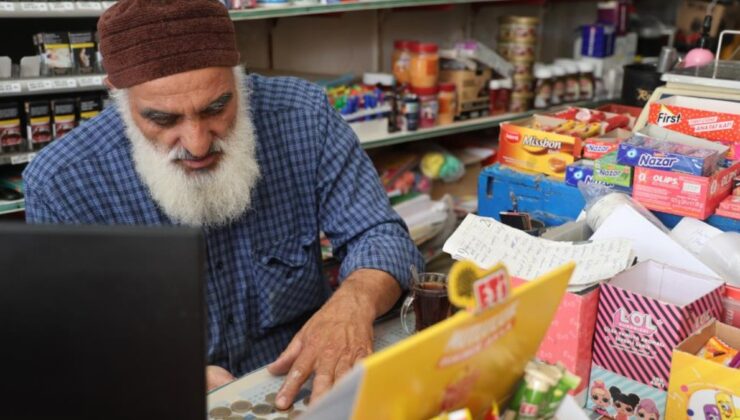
[23,0,423,409]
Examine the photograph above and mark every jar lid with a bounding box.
[554,58,576,67]
[500,78,513,89]
[393,40,414,50]
[577,60,595,73]
[363,72,395,87]
[439,82,456,92]
[549,65,565,76]
[410,42,438,53]
[499,15,540,24]
[534,66,552,79]
[489,79,501,89]
[411,86,439,95]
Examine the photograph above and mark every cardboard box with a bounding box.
[565,160,595,188]
[676,0,739,42]
[618,126,729,177]
[582,129,631,160]
[594,152,633,188]
[716,195,740,220]
[596,103,642,129]
[498,115,584,178]
[723,286,740,329]
[440,68,492,116]
[592,260,724,392]
[648,96,740,159]
[665,320,740,419]
[633,161,740,220]
[586,364,667,419]
[536,284,601,396]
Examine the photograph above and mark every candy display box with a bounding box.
[665,320,740,420]
[591,260,724,393]
[586,364,667,419]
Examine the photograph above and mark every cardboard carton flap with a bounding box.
[658,96,740,116]
[610,260,723,307]
[675,320,740,355]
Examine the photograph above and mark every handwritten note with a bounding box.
[443,214,634,289]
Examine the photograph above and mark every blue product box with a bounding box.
[581,24,615,58]
[478,163,739,231]
[617,139,720,177]
[586,364,667,419]
[565,160,595,187]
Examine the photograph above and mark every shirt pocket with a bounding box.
[251,235,326,333]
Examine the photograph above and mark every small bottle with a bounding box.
[438,82,457,125]
[403,93,420,131]
[533,65,552,109]
[550,64,565,106]
[499,78,512,114]
[411,86,439,129]
[488,79,500,116]
[577,60,595,101]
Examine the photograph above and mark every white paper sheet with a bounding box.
[442,214,634,288]
[590,205,719,278]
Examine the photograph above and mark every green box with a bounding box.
[593,152,633,188]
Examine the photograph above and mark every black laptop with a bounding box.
[0,224,206,418]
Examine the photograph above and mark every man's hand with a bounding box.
[267,269,401,410]
[207,365,236,392]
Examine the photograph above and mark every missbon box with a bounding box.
[591,260,724,394]
[617,125,729,177]
[648,96,740,159]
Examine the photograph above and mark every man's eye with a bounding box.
[202,105,225,116]
[150,116,178,127]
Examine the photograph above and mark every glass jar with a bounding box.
[392,40,413,86]
[412,86,439,129]
[555,59,580,102]
[498,78,512,114]
[409,42,439,89]
[550,64,565,105]
[577,60,595,100]
[498,16,540,44]
[533,65,552,109]
[437,83,457,125]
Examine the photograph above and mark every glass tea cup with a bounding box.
[400,272,452,334]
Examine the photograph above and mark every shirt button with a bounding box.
[215,261,224,271]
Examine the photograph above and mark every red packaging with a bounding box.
[648,96,740,159]
[582,128,631,160]
[633,161,740,220]
[715,195,740,220]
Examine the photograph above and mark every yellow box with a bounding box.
[666,320,740,420]
[497,115,584,178]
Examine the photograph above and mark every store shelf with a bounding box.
[0,151,37,166]
[0,74,105,98]
[0,1,114,17]
[360,99,605,149]
[229,0,504,20]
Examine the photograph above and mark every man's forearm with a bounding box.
[330,268,402,321]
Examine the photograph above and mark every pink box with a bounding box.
[633,161,740,220]
[592,260,724,392]
[514,278,600,395]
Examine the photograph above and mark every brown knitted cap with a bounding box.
[98,0,240,89]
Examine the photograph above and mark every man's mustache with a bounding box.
[168,141,225,162]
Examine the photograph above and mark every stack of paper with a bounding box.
[393,194,451,245]
[443,214,634,291]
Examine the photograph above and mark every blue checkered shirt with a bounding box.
[23,74,423,376]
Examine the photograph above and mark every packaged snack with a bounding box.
[594,152,633,188]
[697,336,738,366]
[0,102,23,154]
[618,126,729,176]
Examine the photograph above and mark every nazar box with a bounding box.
[594,152,633,188]
[666,320,740,419]
[591,260,724,396]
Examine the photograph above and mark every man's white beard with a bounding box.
[112,67,260,227]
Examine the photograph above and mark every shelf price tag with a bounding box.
[27,79,54,92]
[20,2,49,12]
[49,1,74,11]
[75,1,102,10]
[0,81,22,94]
[78,76,103,87]
[0,2,16,12]
[52,78,77,89]
[10,153,36,165]
[101,1,115,9]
